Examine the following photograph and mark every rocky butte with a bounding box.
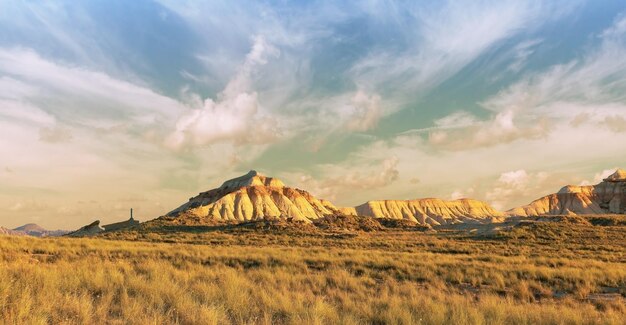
[167,170,341,223]
[508,169,626,216]
[166,170,503,226]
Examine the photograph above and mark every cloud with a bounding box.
[603,115,626,132]
[422,14,626,152]
[221,36,280,98]
[343,91,382,132]
[297,156,399,201]
[8,199,49,212]
[434,111,478,128]
[165,92,280,149]
[349,1,577,97]
[0,48,186,129]
[482,15,626,111]
[507,39,543,73]
[38,126,73,143]
[570,112,590,127]
[497,170,530,187]
[428,110,549,150]
[165,36,281,149]
[580,168,618,186]
[486,170,549,210]
[450,187,475,200]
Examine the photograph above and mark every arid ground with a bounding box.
[1,216,625,325]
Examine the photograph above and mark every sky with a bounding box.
[1,0,626,229]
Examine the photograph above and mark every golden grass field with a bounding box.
[1,216,625,324]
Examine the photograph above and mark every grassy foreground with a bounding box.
[1,219,625,324]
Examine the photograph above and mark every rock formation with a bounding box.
[102,217,139,232]
[67,220,104,237]
[167,170,503,226]
[167,170,341,223]
[340,198,504,225]
[508,169,626,216]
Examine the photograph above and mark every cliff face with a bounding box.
[508,169,626,216]
[168,171,503,226]
[102,218,139,231]
[67,220,104,237]
[167,171,341,223]
[66,217,141,237]
[341,198,504,225]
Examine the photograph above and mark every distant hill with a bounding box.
[508,169,626,216]
[0,226,23,236]
[0,223,70,237]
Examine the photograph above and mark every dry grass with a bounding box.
[1,217,625,324]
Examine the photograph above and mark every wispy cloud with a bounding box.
[165,36,282,149]
[483,14,626,111]
[427,110,550,151]
[349,1,578,99]
[293,156,400,202]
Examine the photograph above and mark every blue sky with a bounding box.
[1,0,626,228]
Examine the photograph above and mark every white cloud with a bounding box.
[507,39,543,73]
[0,48,186,129]
[604,115,626,132]
[498,170,530,187]
[296,156,399,201]
[485,170,550,210]
[343,91,382,132]
[350,1,577,97]
[165,36,281,149]
[419,14,626,152]
[570,112,589,127]
[434,111,478,128]
[580,168,618,186]
[450,187,475,200]
[428,110,549,150]
[482,15,626,113]
[39,126,72,143]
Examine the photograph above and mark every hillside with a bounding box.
[12,223,69,237]
[0,224,68,237]
[165,170,502,226]
[341,198,504,225]
[508,169,626,216]
[167,170,341,223]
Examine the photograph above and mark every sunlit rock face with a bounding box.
[167,171,341,223]
[168,171,503,226]
[341,199,504,225]
[508,169,626,216]
[67,220,104,237]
